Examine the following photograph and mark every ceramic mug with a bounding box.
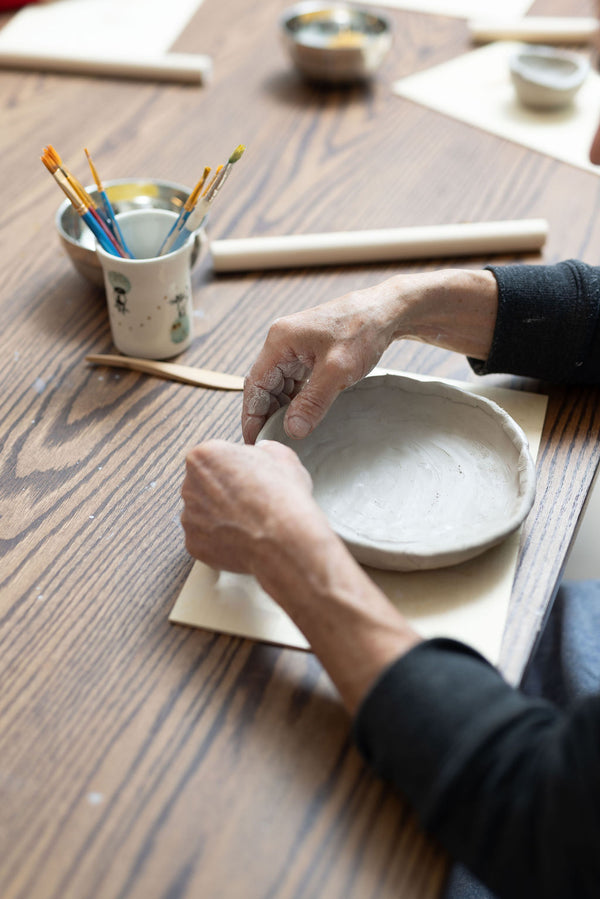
[96,209,195,359]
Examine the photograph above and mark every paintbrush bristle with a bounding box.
[42,147,91,207]
[84,148,103,191]
[202,164,223,197]
[186,165,211,209]
[228,144,246,164]
[41,152,58,173]
[45,144,62,166]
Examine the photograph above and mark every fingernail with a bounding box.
[286,415,311,439]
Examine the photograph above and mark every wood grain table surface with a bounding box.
[2,0,600,896]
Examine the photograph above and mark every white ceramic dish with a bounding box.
[258,374,536,571]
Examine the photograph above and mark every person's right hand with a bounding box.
[181,438,322,575]
[242,282,401,444]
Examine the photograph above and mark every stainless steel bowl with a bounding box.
[55,178,205,286]
[280,2,392,83]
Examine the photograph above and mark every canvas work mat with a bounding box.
[393,41,600,175]
[357,0,532,19]
[170,371,548,666]
[0,0,204,58]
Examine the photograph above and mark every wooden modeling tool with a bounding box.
[86,354,244,391]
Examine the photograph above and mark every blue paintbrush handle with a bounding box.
[83,210,120,255]
[158,208,190,255]
[100,190,133,257]
[170,225,193,253]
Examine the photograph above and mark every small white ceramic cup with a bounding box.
[96,209,195,359]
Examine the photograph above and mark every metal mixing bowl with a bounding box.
[55,178,205,286]
[280,2,392,83]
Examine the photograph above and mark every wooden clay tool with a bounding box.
[86,354,244,390]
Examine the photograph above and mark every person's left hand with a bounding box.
[181,438,321,574]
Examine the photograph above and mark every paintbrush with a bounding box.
[168,145,246,254]
[45,145,119,244]
[158,164,212,256]
[158,164,222,257]
[41,152,124,256]
[45,144,97,209]
[43,146,125,256]
[84,147,133,257]
[204,145,246,205]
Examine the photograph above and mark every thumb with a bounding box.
[283,366,347,439]
[255,439,297,462]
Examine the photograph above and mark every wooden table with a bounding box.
[2,0,600,896]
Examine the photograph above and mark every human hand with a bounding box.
[182,442,421,714]
[242,282,401,444]
[242,269,499,444]
[181,438,326,575]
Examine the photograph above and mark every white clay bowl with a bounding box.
[258,374,536,571]
[509,45,589,110]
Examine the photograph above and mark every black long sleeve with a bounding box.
[353,260,600,897]
[469,260,600,383]
[354,640,600,898]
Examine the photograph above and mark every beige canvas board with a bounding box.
[0,0,204,58]
[170,371,548,666]
[357,0,532,19]
[393,41,600,175]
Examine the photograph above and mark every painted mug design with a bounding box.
[109,271,131,315]
[108,274,190,345]
[169,292,191,344]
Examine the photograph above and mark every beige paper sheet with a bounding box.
[393,41,600,175]
[0,0,204,59]
[357,0,532,20]
[170,371,548,665]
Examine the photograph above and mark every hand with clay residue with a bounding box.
[181,436,421,712]
[242,284,399,444]
[242,269,499,444]
[181,438,327,575]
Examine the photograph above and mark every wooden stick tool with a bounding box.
[86,355,244,391]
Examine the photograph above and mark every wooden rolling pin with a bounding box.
[468,17,599,45]
[210,219,549,273]
[86,355,244,390]
[0,48,212,83]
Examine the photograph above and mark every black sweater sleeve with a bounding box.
[353,261,600,897]
[468,260,600,383]
[354,639,600,899]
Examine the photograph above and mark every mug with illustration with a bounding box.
[96,208,195,360]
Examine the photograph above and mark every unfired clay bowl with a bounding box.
[509,45,589,110]
[258,374,536,571]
